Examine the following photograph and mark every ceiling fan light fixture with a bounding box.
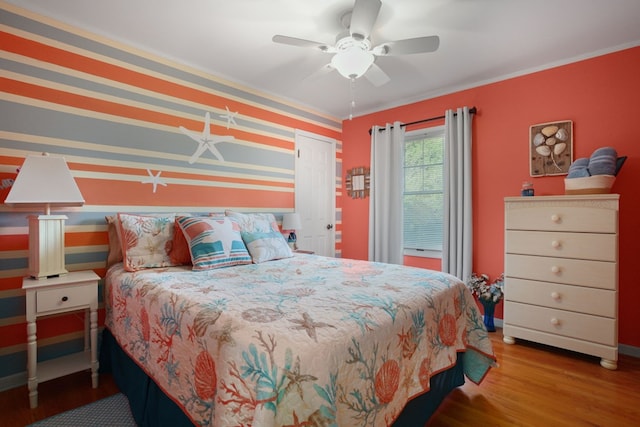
[331,46,374,79]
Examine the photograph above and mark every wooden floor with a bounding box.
[1,329,639,426]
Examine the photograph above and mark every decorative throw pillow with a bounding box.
[105,215,123,269]
[169,217,192,265]
[117,213,177,271]
[225,210,280,233]
[241,230,293,264]
[176,216,252,271]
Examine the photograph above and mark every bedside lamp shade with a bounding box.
[282,213,302,232]
[5,154,84,212]
[4,153,85,279]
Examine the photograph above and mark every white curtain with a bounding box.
[442,107,473,280]
[368,121,404,264]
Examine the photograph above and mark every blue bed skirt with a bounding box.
[100,328,464,426]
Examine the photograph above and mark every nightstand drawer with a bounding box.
[505,230,616,261]
[504,302,616,346]
[36,284,96,313]
[506,254,616,289]
[505,278,616,318]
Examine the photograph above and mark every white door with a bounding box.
[294,130,336,257]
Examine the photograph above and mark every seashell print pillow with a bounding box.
[117,213,177,271]
[224,210,280,233]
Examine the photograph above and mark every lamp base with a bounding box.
[28,215,69,279]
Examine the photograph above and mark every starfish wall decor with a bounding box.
[219,106,238,129]
[179,112,235,164]
[141,169,167,193]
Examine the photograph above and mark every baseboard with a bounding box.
[619,343,640,358]
[0,372,26,392]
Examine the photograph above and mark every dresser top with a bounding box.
[505,194,620,202]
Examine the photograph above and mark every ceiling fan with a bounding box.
[272,0,440,87]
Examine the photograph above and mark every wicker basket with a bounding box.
[564,175,615,195]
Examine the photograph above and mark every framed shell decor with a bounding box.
[529,120,573,176]
[345,166,370,199]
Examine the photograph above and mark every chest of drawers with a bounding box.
[503,194,619,369]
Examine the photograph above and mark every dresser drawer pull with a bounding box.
[550,317,560,326]
[551,291,561,301]
[61,296,69,302]
[551,265,561,274]
[550,214,561,223]
[551,240,561,249]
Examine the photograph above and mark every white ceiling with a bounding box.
[8,0,640,119]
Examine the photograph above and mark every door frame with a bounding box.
[294,129,336,257]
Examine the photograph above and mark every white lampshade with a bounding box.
[4,153,85,279]
[331,47,374,79]
[282,213,302,231]
[5,153,85,213]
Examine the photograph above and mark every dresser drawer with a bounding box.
[36,284,96,314]
[505,204,616,233]
[504,302,616,346]
[506,254,616,289]
[505,230,616,261]
[505,278,616,317]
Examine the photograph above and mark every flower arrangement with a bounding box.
[467,272,504,303]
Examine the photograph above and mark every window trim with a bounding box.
[404,248,442,259]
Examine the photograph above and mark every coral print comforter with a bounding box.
[105,254,496,426]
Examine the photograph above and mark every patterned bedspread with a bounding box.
[105,254,496,426]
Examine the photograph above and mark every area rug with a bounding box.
[29,393,136,427]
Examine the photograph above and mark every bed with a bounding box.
[100,212,496,426]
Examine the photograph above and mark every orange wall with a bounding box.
[341,47,640,348]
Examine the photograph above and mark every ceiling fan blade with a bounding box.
[364,63,390,87]
[375,35,440,56]
[272,35,334,52]
[349,0,381,40]
[303,64,336,83]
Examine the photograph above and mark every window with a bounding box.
[403,126,444,257]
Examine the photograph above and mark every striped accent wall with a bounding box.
[0,1,343,388]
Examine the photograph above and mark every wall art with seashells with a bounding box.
[529,120,573,176]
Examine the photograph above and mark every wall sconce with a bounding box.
[345,166,370,199]
[282,213,302,250]
[4,153,85,279]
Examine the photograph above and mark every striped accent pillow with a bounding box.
[176,216,251,270]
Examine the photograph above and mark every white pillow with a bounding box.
[241,230,293,263]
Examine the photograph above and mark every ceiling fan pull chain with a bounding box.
[349,77,356,120]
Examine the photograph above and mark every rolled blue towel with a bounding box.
[567,157,590,178]
[589,147,617,176]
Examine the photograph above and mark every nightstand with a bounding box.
[22,270,100,408]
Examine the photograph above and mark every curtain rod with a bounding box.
[368,106,477,135]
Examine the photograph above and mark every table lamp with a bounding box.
[282,213,302,250]
[4,153,85,279]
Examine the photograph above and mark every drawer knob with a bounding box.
[551,291,561,300]
[551,240,561,249]
[551,214,561,223]
[551,265,561,274]
[550,317,560,326]
[61,296,69,302]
